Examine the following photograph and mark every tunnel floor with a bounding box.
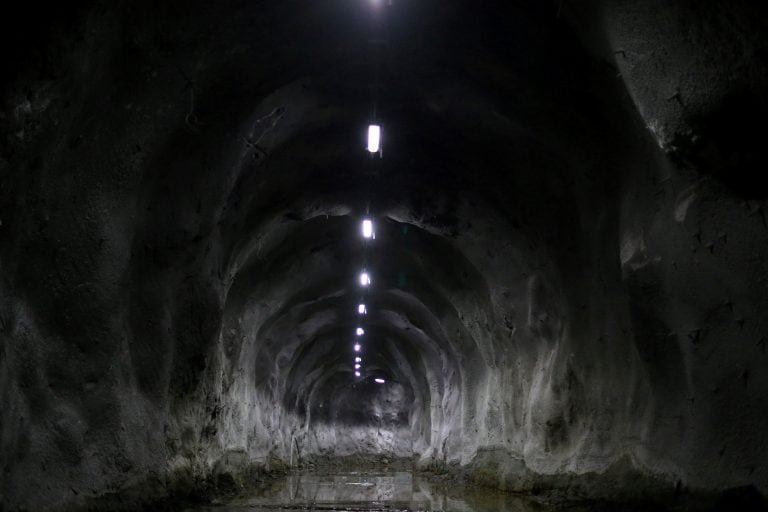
[186,470,545,512]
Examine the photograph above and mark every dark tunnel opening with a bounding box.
[1,0,768,511]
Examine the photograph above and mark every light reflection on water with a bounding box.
[189,471,546,511]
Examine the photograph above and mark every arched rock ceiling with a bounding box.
[1,0,768,510]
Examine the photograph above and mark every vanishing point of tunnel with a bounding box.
[1,1,768,511]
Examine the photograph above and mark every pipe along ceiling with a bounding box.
[1,0,768,510]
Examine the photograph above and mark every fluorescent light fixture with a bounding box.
[355,371,361,377]
[355,364,361,369]
[354,343,361,352]
[367,124,381,153]
[356,327,365,336]
[360,272,371,286]
[374,378,386,384]
[358,304,367,315]
[362,219,374,239]
[355,357,362,363]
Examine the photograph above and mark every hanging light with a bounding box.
[355,371,361,377]
[358,304,367,315]
[355,364,361,369]
[374,378,386,384]
[360,272,371,286]
[362,219,374,239]
[356,327,365,336]
[367,124,381,154]
[355,357,362,363]
[354,343,361,352]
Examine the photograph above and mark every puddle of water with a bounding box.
[188,471,547,512]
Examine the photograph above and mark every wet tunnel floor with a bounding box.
[186,471,547,512]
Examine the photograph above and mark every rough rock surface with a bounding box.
[1,0,767,510]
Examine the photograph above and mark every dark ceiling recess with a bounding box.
[1,0,767,511]
[670,88,768,199]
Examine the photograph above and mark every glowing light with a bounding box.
[360,272,371,286]
[354,343,361,352]
[374,378,386,384]
[356,327,365,336]
[362,219,374,239]
[355,357,362,363]
[358,304,367,315]
[355,371,361,377]
[355,364,361,369]
[367,124,381,153]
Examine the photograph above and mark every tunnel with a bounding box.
[1,1,768,510]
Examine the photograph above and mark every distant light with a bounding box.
[358,304,367,315]
[355,371,361,377]
[374,378,386,384]
[367,124,381,153]
[355,357,362,363]
[355,364,361,369]
[356,327,365,336]
[362,219,374,239]
[354,343,361,352]
[360,272,371,286]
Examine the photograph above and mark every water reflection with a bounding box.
[190,471,546,511]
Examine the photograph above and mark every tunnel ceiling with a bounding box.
[2,0,768,510]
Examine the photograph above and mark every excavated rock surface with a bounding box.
[1,0,767,510]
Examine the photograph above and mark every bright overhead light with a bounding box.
[374,378,385,384]
[355,364,361,369]
[354,343,361,352]
[356,327,365,336]
[360,272,371,286]
[362,219,374,239]
[355,371,361,377]
[358,304,367,315]
[367,124,381,153]
[355,357,362,363]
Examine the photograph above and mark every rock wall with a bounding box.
[1,0,766,510]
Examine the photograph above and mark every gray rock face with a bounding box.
[1,0,767,509]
